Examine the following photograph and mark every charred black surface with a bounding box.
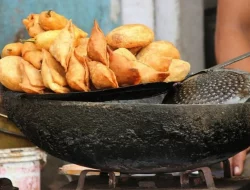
[3,90,250,173]
[163,70,250,104]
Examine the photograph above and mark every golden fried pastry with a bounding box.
[66,50,90,92]
[22,50,43,70]
[106,24,154,49]
[39,10,88,38]
[114,48,136,61]
[0,56,23,92]
[87,20,109,66]
[49,20,75,71]
[76,37,89,47]
[87,61,118,89]
[22,13,45,37]
[21,41,37,56]
[0,10,191,95]
[138,55,172,72]
[137,41,181,60]
[75,38,90,63]
[41,49,70,93]
[22,41,42,69]
[128,47,142,55]
[164,59,191,82]
[108,48,141,86]
[19,59,45,94]
[133,61,168,83]
[1,43,23,58]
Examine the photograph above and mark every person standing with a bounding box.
[215,0,250,176]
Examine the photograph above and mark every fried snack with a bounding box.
[41,49,70,93]
[87,61,118,89]
[34,30,61,50]
[164,59,191,82]
[108,48,141,86]
[39,10,88,38]
[22,13,45,37]
[21,42,42,70]
[76,37,89,47]
[128,47,142,55]
[22,50,43,70]
[1,43,23,58]
[114,48,136,61]
[49,20,75,71]
[19,59,45,94]
[21,41,37,55]
[133,61,169,84]
[87,20,109,66]
[137,41,181,60]
[138,55,172,72]
[75,38,90,63]
[106,24,154,49]
[0,56,23,91]
[66,50,90,92]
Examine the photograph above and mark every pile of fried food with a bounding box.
[0,10,190,94]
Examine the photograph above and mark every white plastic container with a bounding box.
[0,147,47,190]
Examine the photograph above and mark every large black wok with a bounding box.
[2,90,250,174]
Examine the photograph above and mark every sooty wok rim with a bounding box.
[5,89,249,106]
[17,96,250,106]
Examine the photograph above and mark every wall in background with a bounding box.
[121,0,154,31]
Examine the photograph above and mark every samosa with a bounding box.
[22,13,45,37]
[21,41,37,55]
[133,61,169,84]
[76,37,89,47]
[66,49,90,92]
[75,38,90,63]
[41,49,70,93]
[49,20,75,71]
[22,42,42,70]
[22,51,43,70]
[128,47,142,56]
[0,56,23,92]
[87,61,118,90]
[108,48,141,87]
[87,20,109,66]
[19,59,45,94]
